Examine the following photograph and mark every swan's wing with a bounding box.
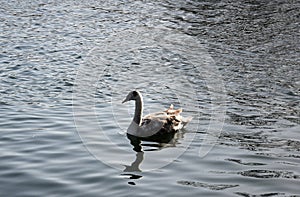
[127,110,192,137]
[141,118,165,132]
[127,118,165,137]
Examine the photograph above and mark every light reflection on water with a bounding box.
[0,0,299,196]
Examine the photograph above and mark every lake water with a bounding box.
[1,0,299,196]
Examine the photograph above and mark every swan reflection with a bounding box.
[121,131,186,185]
[123,131,184,170]
[123,151,144,172]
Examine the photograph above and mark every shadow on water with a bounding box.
[127,128,187,152]
[126,130,182,152]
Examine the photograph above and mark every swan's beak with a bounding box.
[122,97,130,104]
[122,98,128,103]
[122,92,133,103]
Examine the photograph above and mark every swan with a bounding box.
[122,90,192,141]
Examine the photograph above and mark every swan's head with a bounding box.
[122,90,140,103]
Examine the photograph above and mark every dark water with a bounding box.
[1,0,299,196]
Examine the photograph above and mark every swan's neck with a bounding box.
[133,94,143,126]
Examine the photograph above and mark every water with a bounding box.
[1,0,299,196]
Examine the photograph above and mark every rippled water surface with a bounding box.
[1,0,299,196]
